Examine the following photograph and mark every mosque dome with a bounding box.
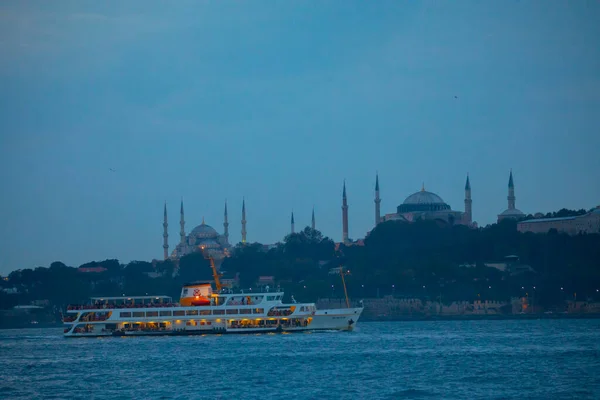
[398,188,451,213]
[499,208,525,218]
[403,190,446,206]
[190,221,219,239]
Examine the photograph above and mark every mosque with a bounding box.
[342,170,524,244]
[161,199,248,263]
[161,170,526,258]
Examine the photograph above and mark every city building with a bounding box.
[517,206,600,235]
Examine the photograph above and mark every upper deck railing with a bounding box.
[66,291,287,311]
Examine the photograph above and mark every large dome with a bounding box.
[190,222,219,239]
[403,190,446,205]
[398,189,451,213]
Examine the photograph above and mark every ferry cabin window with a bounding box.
[160,311,172,317]
[267,296,275,301]
[213,309,225,315]
[186,310,199,316]
[252,308,264,314]
[120,312,132,318]
[132,312,144,318]
[146,311,158,317]
[173,310,185,316]
[239,309,252,315]
[199,310,211,316]
[226,309,239,315]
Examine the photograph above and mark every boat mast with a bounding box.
[340,267,350,308]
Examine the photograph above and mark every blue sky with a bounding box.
[1,1,599,274]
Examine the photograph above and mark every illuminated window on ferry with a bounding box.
[173,310,185,316]
[253,308,264,314]
[186,310,198,316]
[159,311,172,317]
[200,310,211,315]
[120,312,131,318]
[146,311,158,317]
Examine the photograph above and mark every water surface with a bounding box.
[1,320,599,399]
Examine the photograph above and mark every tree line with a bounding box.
[2,214,599,310]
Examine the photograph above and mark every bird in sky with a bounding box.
[109,168,116,172]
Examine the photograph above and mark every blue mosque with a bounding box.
[161,199,248,262]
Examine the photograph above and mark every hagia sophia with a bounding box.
[160,170,600,261]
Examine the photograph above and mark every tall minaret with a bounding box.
[179,198,185,245]
[311,207,316,231]
[241,198,247,244]
[291,211,295,234]
[163,202,169,260]
[223,200,229,245]
[464,174,472,224]
[342,180,349,243]
[374,173,381,226]
[507,169,516,210]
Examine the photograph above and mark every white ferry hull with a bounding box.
[310,307,362,331]
[63,287,363,338]
[63,307,363,338]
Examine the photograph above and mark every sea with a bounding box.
[1,319,599,400]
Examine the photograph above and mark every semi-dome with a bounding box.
[190,222,219,238]
[398,188,451,213]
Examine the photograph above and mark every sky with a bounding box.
[1,1,599,274]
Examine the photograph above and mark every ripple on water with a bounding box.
[1,320,600,400]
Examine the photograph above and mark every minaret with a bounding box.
[291,211,295,234]
[311,207,316,231]
[342,180,349,243]
[374,173,381,226]
[464,174,472,224]
[223,200,229,245]
[163,202,169,260]
[179,198,185,245]
[507,169,515,210]
[241,198,247,244]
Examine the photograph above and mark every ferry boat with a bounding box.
[63,258,363,337]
